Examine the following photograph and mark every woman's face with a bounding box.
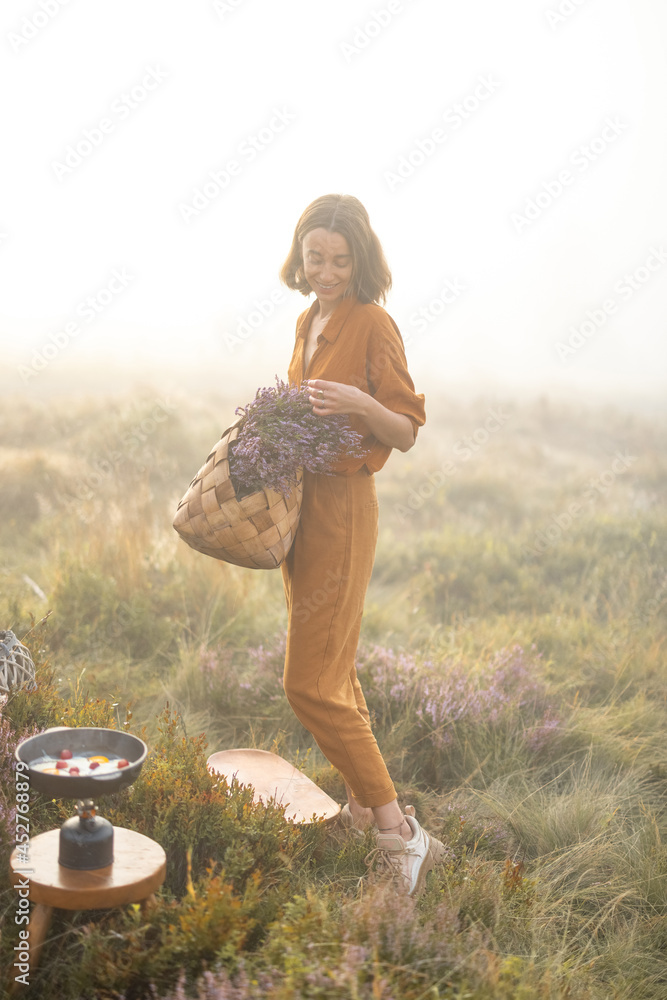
[302,228,353,308]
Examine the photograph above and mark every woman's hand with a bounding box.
[306,379,415,453]
[306,379,365,416]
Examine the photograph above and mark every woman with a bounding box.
[279,194,445,897]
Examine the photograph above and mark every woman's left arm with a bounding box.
[307,379,415,453]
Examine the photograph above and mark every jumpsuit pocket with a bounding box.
[322,474,348,532]
[362,474,379,510]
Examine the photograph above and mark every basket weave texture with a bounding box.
[0,630,36,696]
[172,419,302,570]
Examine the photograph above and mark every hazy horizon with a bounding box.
[2,0,666,412]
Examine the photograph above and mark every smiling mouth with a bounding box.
[317,281,339,290]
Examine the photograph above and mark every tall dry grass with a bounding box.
[0,387,666,998]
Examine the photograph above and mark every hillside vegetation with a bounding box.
[1,386,666,998]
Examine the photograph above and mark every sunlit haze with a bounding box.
[2,0,666,409]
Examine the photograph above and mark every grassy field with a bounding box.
[1,383,666,998]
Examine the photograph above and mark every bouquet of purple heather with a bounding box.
[173,377,366,570]
[229,377,366,498]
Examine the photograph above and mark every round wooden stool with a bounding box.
[9,827,166,989]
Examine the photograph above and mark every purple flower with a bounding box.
[229,377,366,496]
[523,708,561,752]
[355,641,554,751]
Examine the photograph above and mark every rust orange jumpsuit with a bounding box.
[281,293,426,808]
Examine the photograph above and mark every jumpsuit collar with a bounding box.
[296,292,359,344]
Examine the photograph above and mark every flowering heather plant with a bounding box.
[229,377,366,497]
[415,644,550,748]
[522,707,562,753]
[198,635,285,707]
[355,641,558,753]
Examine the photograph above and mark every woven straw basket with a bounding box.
[172,419,302,570]
[0,630,36,696]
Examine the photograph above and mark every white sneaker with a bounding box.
[365,808,447,897]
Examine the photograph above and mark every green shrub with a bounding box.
[104,708,302,897]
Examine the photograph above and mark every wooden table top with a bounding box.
[10,827,166,910]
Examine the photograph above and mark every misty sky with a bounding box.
[2,0,666,404]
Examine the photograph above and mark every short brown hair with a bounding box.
[280,194,392,305]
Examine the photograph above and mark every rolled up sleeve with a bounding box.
[366,314,426,437]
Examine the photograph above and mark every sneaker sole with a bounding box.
[410,834,447,897]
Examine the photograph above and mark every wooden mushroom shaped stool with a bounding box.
[206,748,341,825]
[9,827,166,990]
